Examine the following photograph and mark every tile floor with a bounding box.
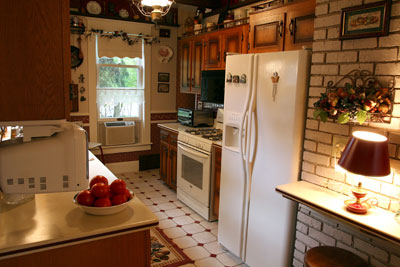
[118,169,248,267]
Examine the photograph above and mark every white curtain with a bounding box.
[97,89,143,118]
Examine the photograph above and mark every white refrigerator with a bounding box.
[218,50,311,267]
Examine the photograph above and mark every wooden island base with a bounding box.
[0,230,151,267]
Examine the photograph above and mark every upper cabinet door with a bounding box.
[0,0,70,121]
[204,33,221,69]
[249,13,286,53]
[191,39,203,91]
[285,2,316,51]
[180,40,191,92]
[222,27,244,65]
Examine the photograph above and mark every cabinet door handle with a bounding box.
[278,21,284,37]
[217,52,220,62]
[289,19,295,36]
[224,51,227,62]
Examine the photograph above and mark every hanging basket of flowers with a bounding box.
[313,70,394,124]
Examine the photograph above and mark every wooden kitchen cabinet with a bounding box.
[204,32,221,69]
[179,24,249,93]
[204,25,249,70]
[160,139,169,182]
[222,24,249,65]
[169,145,178,189]
[159,127,178,190]
[249,0,315,53]
[0,0,70,121]
[1,231,151,267]
[179,37,203,94]
[211,144,222,219]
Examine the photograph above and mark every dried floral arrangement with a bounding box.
[313,70,394,124]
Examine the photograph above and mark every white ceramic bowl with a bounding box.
[73,191,134,216]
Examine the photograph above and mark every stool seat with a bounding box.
[304,246,367,267]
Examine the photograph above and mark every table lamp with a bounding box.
[338,131,390,214]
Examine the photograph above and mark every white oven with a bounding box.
[177,141,212,220]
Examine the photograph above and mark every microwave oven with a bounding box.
[177,108,214,127]
[200,70,225,104]
[0,122,88,194]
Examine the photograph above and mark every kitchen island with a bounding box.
[0,152,158,267]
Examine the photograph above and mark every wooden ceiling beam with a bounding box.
[175,0,220,9]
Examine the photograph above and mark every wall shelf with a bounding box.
[275,181,400,245]
[70,12,180,28]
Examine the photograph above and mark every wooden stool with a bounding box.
[304,246,368,267]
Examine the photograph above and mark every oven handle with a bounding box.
[178,143,210,159]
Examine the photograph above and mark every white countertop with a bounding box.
[0,152,158,258]
[276,181,400,245]
[158,122,190,133]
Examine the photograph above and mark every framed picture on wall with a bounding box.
[340,0,391,40]
[158,83,169,93]
[158,72,170,83]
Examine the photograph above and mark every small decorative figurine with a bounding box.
[271,72,280,102]
[240,74,246,83]
[226,72,232,83]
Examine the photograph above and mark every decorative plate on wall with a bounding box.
[71,46,83,69]
[86,1,102,15]
[158,46,173,63]
[119,9,129,19]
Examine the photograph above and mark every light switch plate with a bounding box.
[332,136,349,157]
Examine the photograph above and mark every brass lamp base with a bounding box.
[344,199,371,214]
[344,182,370,214]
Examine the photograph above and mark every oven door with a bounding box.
[177,142,211,207]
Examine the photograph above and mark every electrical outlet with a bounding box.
[332,136,349,158]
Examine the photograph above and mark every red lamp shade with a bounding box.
[338,131,390,177]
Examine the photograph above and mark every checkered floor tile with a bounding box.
[117,169,248,267]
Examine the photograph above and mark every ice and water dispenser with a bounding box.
[223,111,242,151]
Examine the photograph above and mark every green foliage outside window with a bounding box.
[98,57,140,88]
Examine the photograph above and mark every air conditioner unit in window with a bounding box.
[104,121,136,146]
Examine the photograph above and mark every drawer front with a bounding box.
[160,129,169,142]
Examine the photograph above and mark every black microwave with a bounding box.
[200,70,225,104]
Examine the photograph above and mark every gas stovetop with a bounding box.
[178,127,223,152]
[184,128,223,141]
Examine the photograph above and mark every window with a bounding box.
[96,56,144,119]
[95,36,144,120]
[86,19,151,148]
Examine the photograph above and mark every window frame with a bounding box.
[86,18,152,148]
[96,55,145,122]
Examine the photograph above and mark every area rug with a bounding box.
[150,227,193,267]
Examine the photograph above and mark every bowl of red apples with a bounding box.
[74,175,134,215]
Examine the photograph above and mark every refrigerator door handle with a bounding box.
[241,55,258,261]
[241,111,249,160]
[248,110,258,168]
[246,55,258,172]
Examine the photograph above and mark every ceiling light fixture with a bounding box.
[133,0,175,22]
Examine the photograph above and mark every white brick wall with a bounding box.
[293,204,400,266]
[294,0,400,266]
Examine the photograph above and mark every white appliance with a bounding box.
[218,50,311,267]
[0,122,88,194]
[104,121,136,145]
[177,128,222,221]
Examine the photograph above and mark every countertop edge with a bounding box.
[0,220,158,259]
[276,181,400,245]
